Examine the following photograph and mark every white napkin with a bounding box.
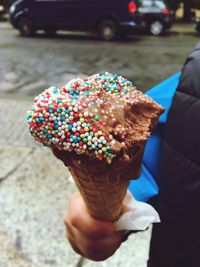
[114,192,160,231]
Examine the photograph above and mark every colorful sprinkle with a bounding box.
[27,72,153,164]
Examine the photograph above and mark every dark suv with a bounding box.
[9,0,143,40]
[139,0,173,35]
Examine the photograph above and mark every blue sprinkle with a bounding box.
[57,100,62,104]
[57,109,61,113]
[68,125,73,130]
[65,109,70,114]
[75,90,80,94]
[77,137,81,142]
[54,120,58,124]
[48,135,53,139]
[49,109,53,113]
[61,116,65,121]
[39,117,44,121]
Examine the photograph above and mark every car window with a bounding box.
[142,0,153,7]
[154,1,166,9]
[142,0,166,8]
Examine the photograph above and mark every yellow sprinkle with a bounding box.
[84,127,89,132]
[44,112,50,117]
[87,141,92,146]
[58,103,63,108]
[94,133,98,137]
[98,131,102,135]
[80,134,85,138]
[65,114,69,118]
[48,130,51,134]
[80,118,84,123]
[102,147,106,152]
[98,150,102,154]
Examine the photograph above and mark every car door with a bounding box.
[29,0,58,28]
[56,0,94,31]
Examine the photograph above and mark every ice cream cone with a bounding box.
[27,72,164,222]
[68,162,130,221]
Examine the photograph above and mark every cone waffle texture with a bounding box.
[68,162,130,222]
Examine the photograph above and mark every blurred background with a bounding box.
[0,1,199,267]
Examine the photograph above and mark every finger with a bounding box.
[68,193,115,239]
[77,230,124,261]
[65,218,76,240]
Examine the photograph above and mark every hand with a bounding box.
[64,192,125,261]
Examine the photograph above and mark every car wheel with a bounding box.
[18,17,35,37]
[149,20,164,36]
[98,19,117,41]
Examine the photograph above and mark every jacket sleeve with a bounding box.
[128,72,181,202]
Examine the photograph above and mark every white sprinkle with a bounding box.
[84,111,89,117]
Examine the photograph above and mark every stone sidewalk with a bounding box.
[0,97,151,267]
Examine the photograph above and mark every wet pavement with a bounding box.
[0,22,199,267]
[0,22,199,98]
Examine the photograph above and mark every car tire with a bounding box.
[98,19,117,41]
[149,20,164,36]
[18,17,35,37]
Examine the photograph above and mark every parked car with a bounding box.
[139,0,173,35]
[9,0,144,40]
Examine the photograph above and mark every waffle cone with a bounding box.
[68,162,130,222]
